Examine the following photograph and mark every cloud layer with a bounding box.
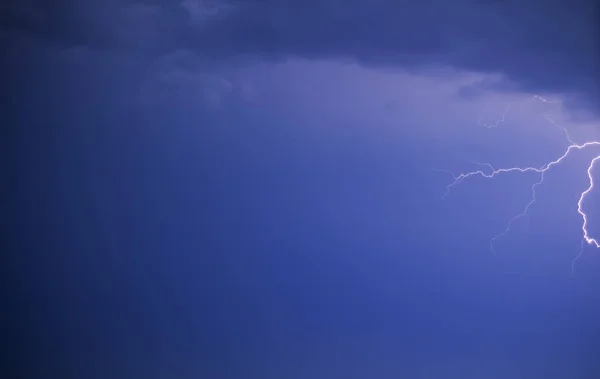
[191,0,599,110]
[3,0,599,114]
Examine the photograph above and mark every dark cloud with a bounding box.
[189,0,600,109]
[3,0,600,113]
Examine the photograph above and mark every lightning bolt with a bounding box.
[441,95,600,272]
[477,103,511,128]
[475,95,559,129]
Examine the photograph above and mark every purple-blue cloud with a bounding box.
[188,0,599,111]
[3,0,599,114]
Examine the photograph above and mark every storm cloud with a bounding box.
[3,0,600,113]
[184,0,600,110]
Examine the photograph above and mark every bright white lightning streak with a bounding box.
[442,96,600,270]
[579,156,600,248]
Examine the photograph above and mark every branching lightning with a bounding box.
[477,103,511,128]
[441,95,600,272]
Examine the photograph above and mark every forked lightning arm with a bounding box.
[579,156,600,248]
[441,96,600,270]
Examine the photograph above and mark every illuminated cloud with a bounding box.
[181,0,600,115]
[3,0,598,115]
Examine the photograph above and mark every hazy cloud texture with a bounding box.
[3,0,599,111]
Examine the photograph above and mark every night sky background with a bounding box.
[3,1,600,378]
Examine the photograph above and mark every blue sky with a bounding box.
[5,1,600,378]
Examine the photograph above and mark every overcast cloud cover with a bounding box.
[4,1,600,379]
[3,0,599,112]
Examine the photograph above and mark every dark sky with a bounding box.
[4,1,600,378]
